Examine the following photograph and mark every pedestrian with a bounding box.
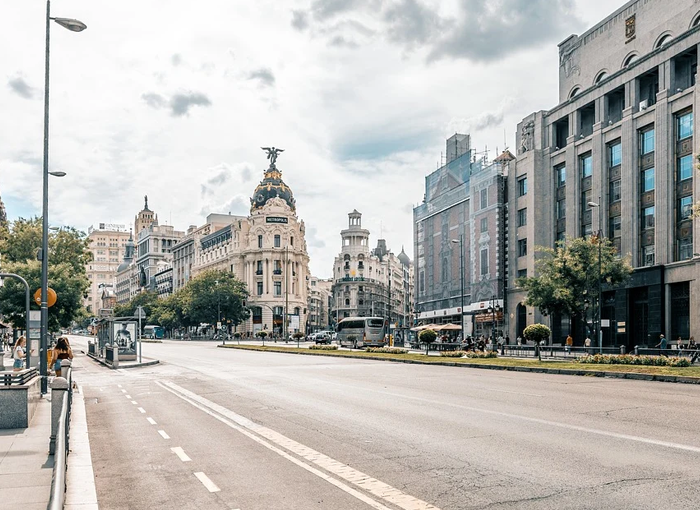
[12,336,32,372]
[51,337,73,378]
[516,335,522,346]
[655,334,667,353]
[505,335,510,345]
[565,334,573,354]
[584,336,592,354]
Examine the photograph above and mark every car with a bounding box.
[313,331,333,344]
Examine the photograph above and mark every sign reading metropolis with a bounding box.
[266,217,289,224]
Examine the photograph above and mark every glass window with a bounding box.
[609,143,622,167]
[480,217,488,232]
[257,282,263,295]
[556,231,566,244]
[581,190,592,213]
[557,199,566,219]
[274,282,282,296]
[677,112,693,140]
[517,239,528,257]
[582,223,593,236]
[609,180,621,202]
[555,165,566,187]
[517,177,528,197]
[609,216,621,238]
[678,155,693,181]
[258,235,263,248]
[642,246,655,267]
[642,168,655,192]
[274,235,281,248]
[480,188,488,209]
[640,128,655,155]
[480,248,488,276]
[679,196,693,221]
[517,268,528,279]
[517,208,527,227]
[679,237,693,261]
[643,206,655,229]
[580,154,592,178]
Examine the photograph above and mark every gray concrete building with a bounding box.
[508,0,700,346]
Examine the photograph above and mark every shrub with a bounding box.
[292,332,305,340]
[440,350,498,358]
[256,330,268,338]
[523,323,551,343]
[365,347,408,354]
[576,354,691,367]
[418,329,437,355]
[309,344,338,350]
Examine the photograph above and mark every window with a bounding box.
[517,208,527,227]
[580,154,592,178]
[274,260,282,274]
[677,112,693,140]
[679,237,693,261]
[642,168,655,192]
[517,239,528,257]
[679,196,693,221]
[556,231,566,244]
[274,282,282,296]
[345,299,350,306]
[517,269,528,279]
[640,128,655,155]
[480,188,488,209]
[581,190,592,213]
[609,180,621,202]
[290,236,294,246]
[582,224,593,236]
[517,177,528,196]
[480,248,489,276]
[555,165,566,187]
[257,282,263,295]
[556,199,566,219]
[678,155,693,181]
[256,260,263,275]
[643,206,655,229]
[609,142,622,167]
[480,218,488,232]
[642,246,655,267]
[609,216,621,238]
[258,235,263,248]
[274,235,281,248]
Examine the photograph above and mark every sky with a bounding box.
[1,0,620,278]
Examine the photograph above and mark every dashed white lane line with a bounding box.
[171,447,192,462]
[147,417,157,425]
[131,401,138,405]
[158,381,436,510]
[194,472,220,493]
[125,395,131,399]
[138,407,146,414]
[118,384,122,388]
[120,389,126,393]
[158,430,170,439]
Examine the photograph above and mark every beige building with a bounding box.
[507,0,700,346]
[308,276,332,332]
[84,224,130,314]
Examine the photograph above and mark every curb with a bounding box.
[218,345,700,385]
[86,352,160,369]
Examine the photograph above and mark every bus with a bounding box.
[337,317,387,348]
[143,325,165,339]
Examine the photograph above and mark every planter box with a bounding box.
[0,373,41,429]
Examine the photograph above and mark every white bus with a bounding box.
[337,317,387,348]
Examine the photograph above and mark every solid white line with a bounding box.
[157,381,438,510]
[171,447,192,462]
[138,407,146,414]
[131,401,138,405]
[158,430,170,439]
[194,472,220,493]
[147,417,157,425]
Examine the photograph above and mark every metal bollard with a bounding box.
[49,377,69,455]
[634,345,639,355]
[620,345,626,355]
[113,347,119,369]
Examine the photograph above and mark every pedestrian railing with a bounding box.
[1,367,38,386]
[48,360,73,510]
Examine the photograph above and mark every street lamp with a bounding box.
[587,201,603,354]
[487,295,500,341]
[40,1,86,394]
[451,235,465,338]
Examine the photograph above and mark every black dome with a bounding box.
[250,168,296,212]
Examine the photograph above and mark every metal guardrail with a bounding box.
[1,367,39,386]
[48,360,72,510]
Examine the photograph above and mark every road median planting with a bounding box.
[217,344,700,383]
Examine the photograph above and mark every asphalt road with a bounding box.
[68,336,700,510]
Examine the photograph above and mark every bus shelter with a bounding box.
[95,317,138,361]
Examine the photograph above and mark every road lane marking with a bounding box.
[118,385,122,388]
[138,407,146,414]
[131,401,138,405]
[194,472,220,493]
[158,430,170,439]
[158,381,439,510]
[121,389,126,393]
[147,417,157,425]
[125,395,131,399]
[171,447,192,462]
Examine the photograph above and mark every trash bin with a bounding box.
[620,345,626,355]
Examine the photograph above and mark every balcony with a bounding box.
[273,269,282,275]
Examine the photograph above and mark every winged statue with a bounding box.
[261,146,284,167]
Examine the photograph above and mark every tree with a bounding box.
[419,328,437,355]
[180,270,249,328]
[0,218,91,331]
[114,291,160,320]
[524,323,551,360]
[517,236,632,338]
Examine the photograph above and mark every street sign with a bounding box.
[33,287,57,307]
[135,306,146,319]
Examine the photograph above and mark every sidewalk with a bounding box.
[0,394,54,510]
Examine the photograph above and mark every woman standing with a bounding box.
[52,337,73,378]
[12,336,31,371]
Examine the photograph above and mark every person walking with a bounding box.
[565,334,573,354]
[655,334,667,354]
[584,336,592,354]
[12,336,31,371]
[51,337,73,378]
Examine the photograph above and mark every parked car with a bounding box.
[313,331,333,344]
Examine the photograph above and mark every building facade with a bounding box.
[84,224,131,313]
[508,0,700,346]
[308,276,332,333]
[414,134,510,338]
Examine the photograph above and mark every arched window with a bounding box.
[622,53,638,67]
[345,299,350,306]
[594,71,608,85]
[568,87,581,100]
[655,33,673,49]
[344,254,350,261]
[692,13,700,28]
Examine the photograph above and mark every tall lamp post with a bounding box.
[41,2,87,393]
[451,235,465,338]
[587,200,603,354]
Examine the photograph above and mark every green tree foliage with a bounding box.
[0,218,91,330]
[523,323,551,343]
[180,270,250,328]
[517,236,632,336]
[418,328,437,354]
[113,291,160,319]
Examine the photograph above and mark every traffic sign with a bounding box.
[33,287,57,307]
[135,306,146,319]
